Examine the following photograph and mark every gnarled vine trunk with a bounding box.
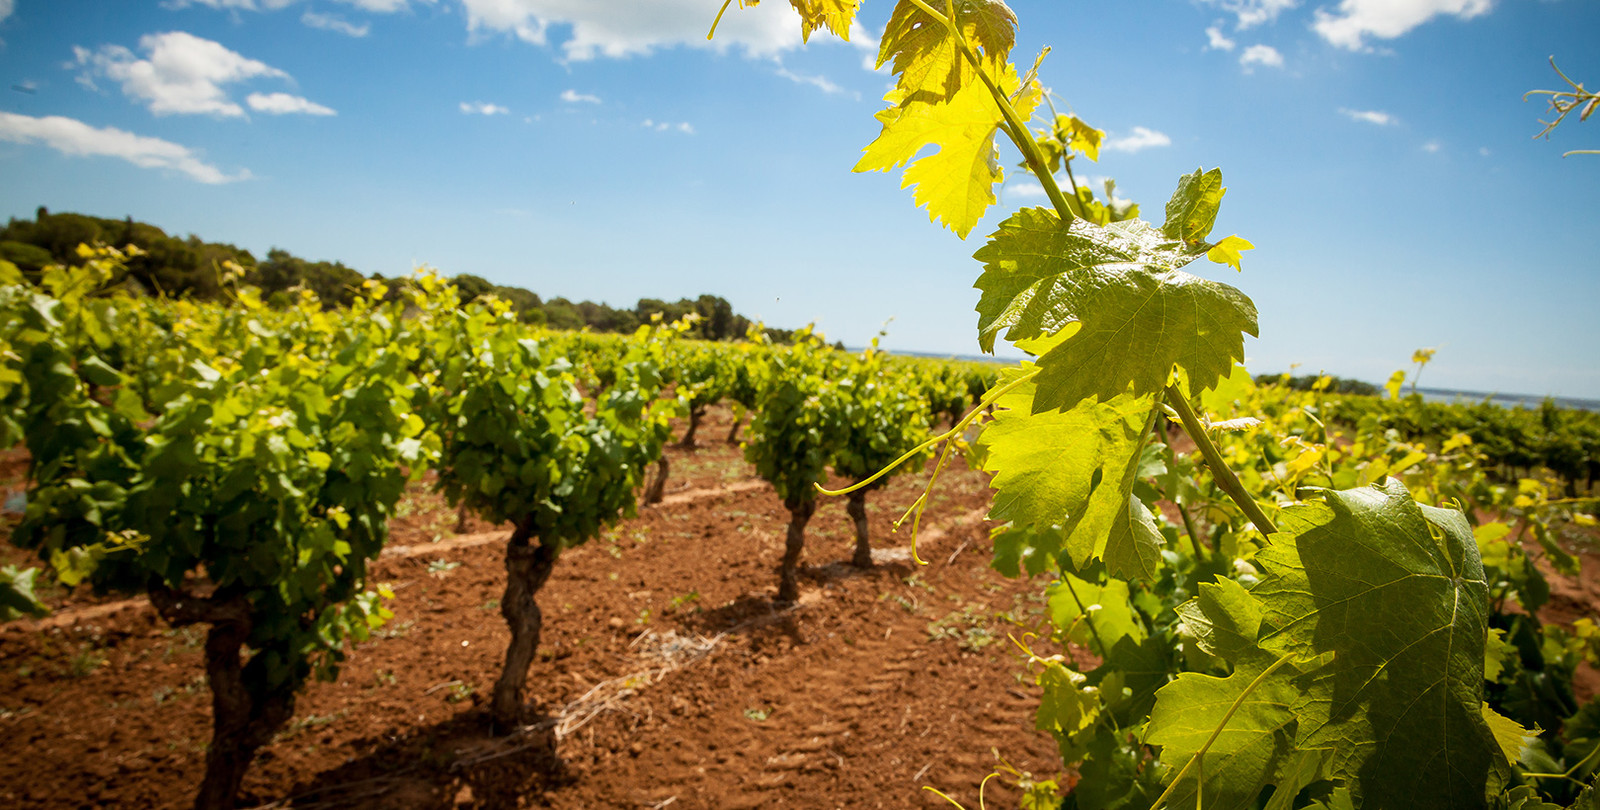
[726,406,745,444]
[677,404,707,448]
[777,497,817,603]
[490,522,558,734]
[643,455,669,505]
[150,586,296,810]
[847,488,872,568]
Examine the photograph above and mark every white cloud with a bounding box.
[247,91,336,115]
[73,31,309,118]
[1339,107,1394,125]
[167,0,424,10]
[559,89,601,104]
[641,118,694,134]
[458,0,812,61]
[1201,0,1299,29]
[775,66,851,97]
[0,0,14,24]
[1009,182,1046,198]
[302,11,370,36]
[1102,126,1172,153]
[163,0,297,10]
[1239,44,1284,70]
[1205,26,1237,51]
[460,101,509,115]
[1422,140,1442,153]
[0,111,247,183]
[1313,0,1493,51]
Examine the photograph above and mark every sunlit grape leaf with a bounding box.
[788,0,860,41]
[1047,572,1145,653]
[1173,576,1261,661]
[1481,703,1535,766]
[1148,579,1303,810]
[1163,167,1226,246]
[856,65,1039,238]
[875,0,1015,104]
[976,373,1161,578]
[1207,235,1254,271]
[1252,479,1511,810]
[1037,660,1100,752]
[972,207,1257,412]
[1062,114,1102,161]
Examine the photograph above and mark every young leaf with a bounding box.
[973,208,1258,412]
[788,0,860,41]
[875,0,1016,104]
[1163,167,1226,246]
[856,65,1040,238]
[1253,479,1511,810]
[976,373,1161,578]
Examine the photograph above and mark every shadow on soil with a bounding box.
[255,708,571,810]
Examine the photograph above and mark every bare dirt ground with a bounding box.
[0,406,1064,809]
[0,404,1594,809]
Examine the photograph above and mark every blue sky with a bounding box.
[0,0,1596,398]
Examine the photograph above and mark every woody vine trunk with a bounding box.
[777,497,817,603]
[847,486,874,568]
[490,520,559,734]
[149,586,297,810]
[677,404,707,448]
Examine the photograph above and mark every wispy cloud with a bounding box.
[641,118,694,134]
[460,101,509,115]
[1205,26,1237,51]
[302,11,370,37]
[247,92,336,115]
[775,66,854,98]
[1200,0,1299,29]
[1102,126,1171,153]
[1422,140,1442,153]
[1239,44,1284,71]
[71,32,333,118]
[459,0,821,61]
[1314,0,1494,51]
[0,0,14,24]
[0,111,248,183]
[1339,107,1395,125]
[167,0,426,11]
[559,89,601,104]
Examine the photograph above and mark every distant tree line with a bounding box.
[0,208,771,341]
[1255,373,1380,397]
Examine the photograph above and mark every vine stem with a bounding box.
[1165,384,1278,538]
[902,0,1083,223]
[1149,655,1294,810]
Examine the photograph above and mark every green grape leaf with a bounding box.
[1148,579,1304,810]
[1207,235,1254,271]
[972,207,1257,412]
[1036,660,1100,753]
[1253,479,1510,810]
[875,0,1015,104]
[1481,703,1535,767]
[856,65,1039,238]
[976,375,1161,579]
[788,0,860,42]
[1163,167,1226,246]
[1174,576,1263,662]
[0,565,49,620]
[1047,572,1145,654]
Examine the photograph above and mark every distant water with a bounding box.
[1413,387,1600,413]
[866,349,1600,414]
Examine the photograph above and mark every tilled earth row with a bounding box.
[0,406,1066,809]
